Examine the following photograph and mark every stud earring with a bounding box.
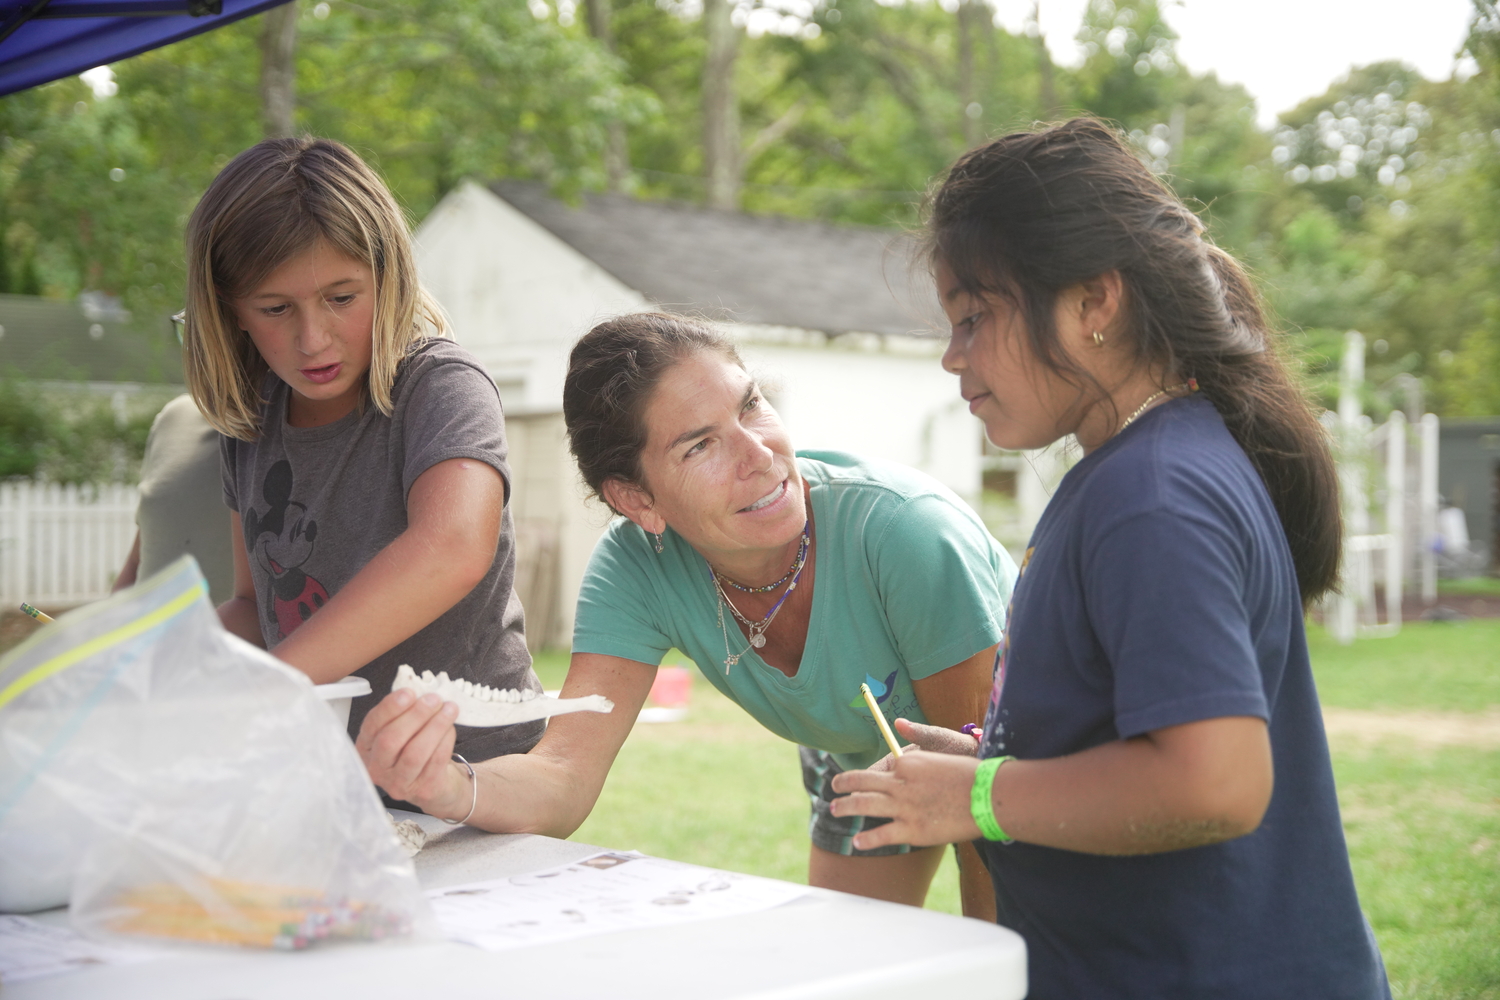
[653,532,664,554]
[1092,330,1105,348]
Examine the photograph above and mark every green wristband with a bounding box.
[971,756,1014,842]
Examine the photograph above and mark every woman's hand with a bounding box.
[356,689,471,821]
[867,717,979,772]
[831,750,983,850]
[219,515,268,647]
[354,653,658,835]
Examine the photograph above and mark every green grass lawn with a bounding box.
[1307,618,1500,711]
[1336,744,1500,999]
[1310,619,1500,999]
[538,620,1500,997]
[1439,576,1500,597]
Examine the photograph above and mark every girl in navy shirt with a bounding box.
[831,119,1389,999]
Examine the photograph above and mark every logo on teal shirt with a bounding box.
[849,670,898,710]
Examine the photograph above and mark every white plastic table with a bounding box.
[13,816,1027,999]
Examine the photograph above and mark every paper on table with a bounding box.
[427,851,809,951]
[0,915,162,984]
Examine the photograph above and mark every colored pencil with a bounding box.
[109,879,403,950]
[861,682,903,758]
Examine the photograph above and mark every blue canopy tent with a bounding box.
[0,0,291,97]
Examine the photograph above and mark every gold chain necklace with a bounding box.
[1117,378,1198,434]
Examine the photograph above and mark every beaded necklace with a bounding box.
[709,522,811,674]
[716,526,810,593]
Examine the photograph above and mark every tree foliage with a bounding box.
[0,78,183,322]
[0,380,154,482]
[0,0,1497,417]
[1,0,642,328]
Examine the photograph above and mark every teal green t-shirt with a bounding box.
[573,451,1019,770]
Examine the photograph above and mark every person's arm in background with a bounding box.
[910,645,999,921]
[112,531,142,592]
[217,514,264,646]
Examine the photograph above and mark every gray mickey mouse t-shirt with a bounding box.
[222,337,542,761]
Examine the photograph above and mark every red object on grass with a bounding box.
[649,666,692,707]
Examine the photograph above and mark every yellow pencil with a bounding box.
[19,603,54,624]
[861,682,903,758]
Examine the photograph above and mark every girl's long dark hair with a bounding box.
[930,118,1340,605]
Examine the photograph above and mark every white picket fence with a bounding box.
[0,481,138,608]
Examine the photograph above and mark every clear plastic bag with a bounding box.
[0,556,436,948]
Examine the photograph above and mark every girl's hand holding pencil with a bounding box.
[867,717,985,773]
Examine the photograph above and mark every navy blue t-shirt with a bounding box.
[975,396,1388,1000]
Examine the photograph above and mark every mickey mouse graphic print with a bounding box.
[243,460,329,641]
[220,339,542,759]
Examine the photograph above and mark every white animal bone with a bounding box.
[391,664,614,727]
[390,816,427,858]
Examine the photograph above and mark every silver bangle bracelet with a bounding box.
[443,753,478,826]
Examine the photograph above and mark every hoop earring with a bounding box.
[1092,330,1104,348]
[653,532,664,554]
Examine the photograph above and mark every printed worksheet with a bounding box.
[427,851,809,951]
[0,915,162,984]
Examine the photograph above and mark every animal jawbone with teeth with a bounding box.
[391,664,614,727]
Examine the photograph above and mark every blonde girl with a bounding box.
[184,137,543,787]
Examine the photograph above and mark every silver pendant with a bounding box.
[750,633,767,648]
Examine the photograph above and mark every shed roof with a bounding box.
[490,181,941,339]
[0,294,183,384]
[1439,417,1500,435]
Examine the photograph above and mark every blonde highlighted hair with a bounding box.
[183,137,448,440]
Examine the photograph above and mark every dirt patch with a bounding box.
[1404,593,1500,621]
[1323,707,1500,749]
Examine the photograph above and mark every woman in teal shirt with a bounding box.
[358,313,1017,914]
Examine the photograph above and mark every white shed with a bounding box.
[414,181,986,649]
